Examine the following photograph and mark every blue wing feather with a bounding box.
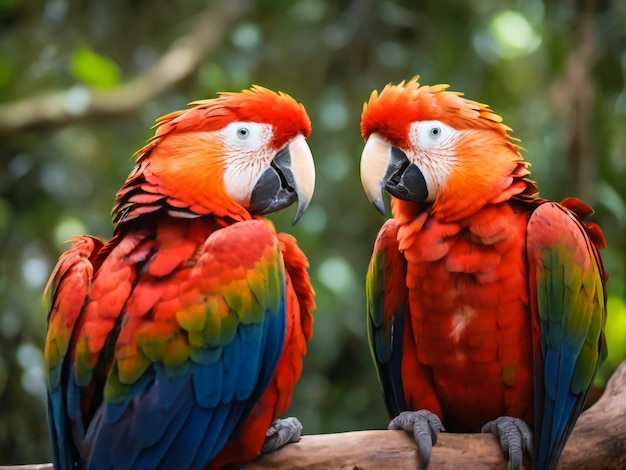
[47,388,76,470]
[527,202,607,470]
[192,361,222,408]
[46,219,288,469]
[366,219,409,418]
[82,306,285,470]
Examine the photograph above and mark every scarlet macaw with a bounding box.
[44,86,316,470]
[359,77,607,470]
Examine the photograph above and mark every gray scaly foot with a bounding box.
[481,416,533,470]
[388,410,445,469]
[261,417,303,453]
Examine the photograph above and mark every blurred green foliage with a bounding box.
[71,48,121,88]
[1,0,625,464]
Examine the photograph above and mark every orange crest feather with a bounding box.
[361,76,513,148]
[153,85,311,150]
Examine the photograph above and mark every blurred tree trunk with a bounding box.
[550,0,597,202]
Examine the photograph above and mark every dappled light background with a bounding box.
[1,0,625,464]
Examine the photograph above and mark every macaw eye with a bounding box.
[237,127,250,140]
[411,120,456,148]
[429,126,441,138]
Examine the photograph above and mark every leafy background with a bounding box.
[1,0,625,464]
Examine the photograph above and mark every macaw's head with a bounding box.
[113,86,315,225]
[359,76,532,221]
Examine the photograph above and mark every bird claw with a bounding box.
[388,410,445,470]
[261,417,303,454]
[481,416,533,470]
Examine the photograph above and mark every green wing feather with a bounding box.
[45,218,288,470]
[366,219,409,417]
[527,201,607,469]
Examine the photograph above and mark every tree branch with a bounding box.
[245,361,626,469]
[2,361,625,469]
[0,0,249,136]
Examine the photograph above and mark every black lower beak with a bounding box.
[249,146,298,216]
[382,147,428,202]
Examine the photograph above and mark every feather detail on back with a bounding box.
[46,217,291,469]
[206,230,315,470]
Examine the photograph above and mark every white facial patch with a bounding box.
[220,121,275,204]
[408,120,459,202]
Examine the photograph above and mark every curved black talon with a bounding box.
[388,410,445,469]
[481,416,533,470]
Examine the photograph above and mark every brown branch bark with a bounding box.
[3,361,625,470]
[243,362,626,468]
[0,0,249,136]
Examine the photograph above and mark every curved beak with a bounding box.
[360,133,428,215]
[360,134,392,215]
[249,135,315,224]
